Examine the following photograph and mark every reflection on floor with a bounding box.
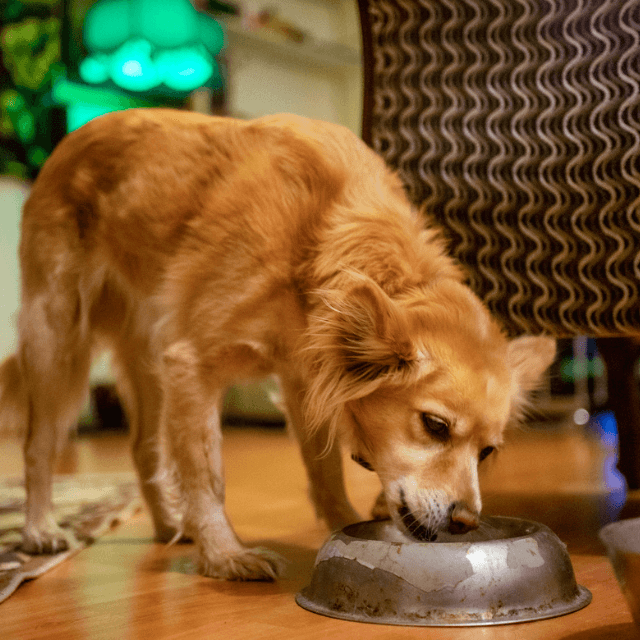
[481,410,639,556]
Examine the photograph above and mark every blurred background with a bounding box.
[0,0,625,444]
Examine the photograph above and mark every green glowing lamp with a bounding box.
[109,39,159,92]
[156,47,214,92]
[81,0,224,93]
[84,0,131,52]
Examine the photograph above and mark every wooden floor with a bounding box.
[1,419,639,639]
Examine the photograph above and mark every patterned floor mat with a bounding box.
[0,473,142,604]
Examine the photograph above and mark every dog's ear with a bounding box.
[508,335,557,393]
[334,279,418,381]
[303,278,421,442]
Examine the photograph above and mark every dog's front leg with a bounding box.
[162,344,283,580]
[280,376,360,532]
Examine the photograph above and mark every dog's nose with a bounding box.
[448,502,480,535]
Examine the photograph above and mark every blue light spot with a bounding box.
[122,59,144,77]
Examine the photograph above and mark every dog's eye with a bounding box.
[421,414,450,441]
[479,446,495,462]
[351,454,374,471]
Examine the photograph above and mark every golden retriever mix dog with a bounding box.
[0,109,555,580]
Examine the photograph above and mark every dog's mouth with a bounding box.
[397,489,438,542]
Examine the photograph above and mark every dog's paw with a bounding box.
[371,490,391,520]
[22,523,78,554]
[197,546,285,581]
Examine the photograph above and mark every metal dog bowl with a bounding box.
[296,516,591,626]
[600,518,640,627]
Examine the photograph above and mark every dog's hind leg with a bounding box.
[19,280,92,554]
[110,320,183,543]
[279,375,360,532]
[161,341,284,580]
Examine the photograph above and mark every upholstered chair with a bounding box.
[358,0,640,489]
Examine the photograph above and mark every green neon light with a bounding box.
[81,0,224,94]
[132,0,199,50]
[79,55,110,84]
[108,38,159,92]
[83,0,131,52]
[51,78,154,132]
[84,0,224,54]
[52,78,153,110]
[66,103,118,132]
[155,46,214,91]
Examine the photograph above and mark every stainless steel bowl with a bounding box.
[600,517,640,628]
[297,516,591,626]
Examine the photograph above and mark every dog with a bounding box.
[0,109,556,580]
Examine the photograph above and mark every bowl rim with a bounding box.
[339,515,548,547]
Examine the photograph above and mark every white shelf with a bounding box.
[217,1,362,135]
[220,16,361,71]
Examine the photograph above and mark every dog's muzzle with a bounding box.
[396,491,480,542]
[397,489,438,542]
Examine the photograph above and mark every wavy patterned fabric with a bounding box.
[359,0,640,336]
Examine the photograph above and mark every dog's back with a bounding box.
[2,109,403,437]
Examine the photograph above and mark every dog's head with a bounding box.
[304,276,556,541]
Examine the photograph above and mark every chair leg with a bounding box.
[597,338,640,491]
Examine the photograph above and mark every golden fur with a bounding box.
[0,109,555,580]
